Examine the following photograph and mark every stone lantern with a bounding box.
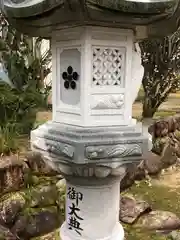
[2,1,180,240]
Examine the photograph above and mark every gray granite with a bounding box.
[31,121,148,178]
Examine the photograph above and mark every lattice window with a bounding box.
[92,47,124,86]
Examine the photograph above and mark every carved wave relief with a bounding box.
[32,138,74,159]
[86,144,142,159]
[91,94,124,110]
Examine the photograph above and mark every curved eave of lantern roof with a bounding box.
[1,0,180,39]
[2,0,64,18]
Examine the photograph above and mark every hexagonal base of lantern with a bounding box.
[31,120,148,170]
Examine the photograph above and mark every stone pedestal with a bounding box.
[61,176,124,240]
[2,1,180,240]
[31,121,148,240]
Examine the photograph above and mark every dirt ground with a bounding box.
[151,165,180,189]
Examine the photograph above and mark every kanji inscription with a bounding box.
[67,187,84,235]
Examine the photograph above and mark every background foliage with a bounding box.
[140,30,180,118]
[0,13,52,154]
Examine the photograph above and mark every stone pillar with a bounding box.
[61,176,125,240]
[31,122,148,240]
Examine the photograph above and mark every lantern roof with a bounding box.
[1,0,180,38]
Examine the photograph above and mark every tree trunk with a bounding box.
[142,97,157,118]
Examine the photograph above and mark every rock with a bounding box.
[175,115,180,131]
[135,210,180,231]
[174,130,180,141]
[56,179,66,213]
[173,142,180,158]
[160,144,177,168]
[0,156,25,195]
[143,143,177,175]
[169,230,180,240]
[12,207,61,239]
[0,224,18,240]
[120,162,146,192]
[121,116,180,192]
[120,164,137,192]
[148,116,180,158]
[170,132,180,158]
[120,161,147,192]
[31,231,57,240]
[29,184,59,207]
[134,161,146,181]
[0,192,25,227]
[30,175,40,185]
[143,151,163,175]
[153,120,169,138]
[152,137,170,155]
[120,195,151,224]
[56,179,66,190]
[166,117,177,133]
[25,152,58,176]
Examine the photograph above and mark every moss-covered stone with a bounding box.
[125,181,180,213]
[0,191,26,227]
[124,225,172,240]
[12,206,62,239]
[24,171,59,188]
[122,180,180,239]
[28,184,59,207]
[31,230,59,240]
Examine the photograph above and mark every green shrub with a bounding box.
[0,17,52,154]
[0,83,45,154]
[0,83,43,127]
[0,122,20,155]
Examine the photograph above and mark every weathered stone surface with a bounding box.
[134,161,146,180]
[160,144,177,168]
[56,179,66,213]
[11,207,61,239]
[145,143,176,173]
[149,116,180,157]
[31,231,57,240]
[153,120,169,138]
[0,156,25,195]
[121,144,178,191]
[174,130,180,141]
[0,192,25,227]
[143,151,163,175]
[152,137,170,155]
[149,117,178,138]
[0,224,17,240]
[25,152,58,176]
[120,162,147,192]
[24,174,40,186]
[120,195,151,224]
[169,230,180,240]
[29,185,59,207]
[120,164,137,192]
[135,211,180,231]
[166,117,177,133]
[56,178,66,190]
